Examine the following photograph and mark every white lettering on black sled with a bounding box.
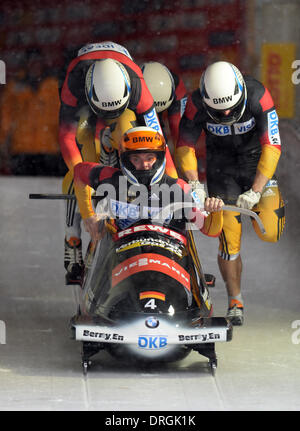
[82,330,124,341]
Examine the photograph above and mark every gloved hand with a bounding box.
[100,126,113,150]
[188,180,207,207]
[204,197,224,212]
[99,127,118,167]
[83,214,105,244]
[236,188,261,209]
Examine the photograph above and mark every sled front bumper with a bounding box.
[71,315,233,346]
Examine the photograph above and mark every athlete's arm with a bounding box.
[236,82,281,209]
[74,162,119,219]
[167,75,188,145]
[251,170,270,194]
[236,85,282,209]
[255,85,282,181]
[175,93,203,180]
[177,179,223,237]
[59,103,83,172]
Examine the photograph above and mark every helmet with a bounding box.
[85,59,131,119]
[199,61,247,125]
[141,62,175,112]
[119,126,166,186]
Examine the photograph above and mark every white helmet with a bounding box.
[141,62,175,112]
[200,61,247,125]
[85,59,131,118]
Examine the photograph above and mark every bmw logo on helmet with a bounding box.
[145,317,159,328]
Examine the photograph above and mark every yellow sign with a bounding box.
[261,43,296,118]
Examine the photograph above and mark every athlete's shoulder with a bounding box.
[183,89,206,122]
[245,75,274,113]
[171,71,187,97]
[190,88,203,108]
[89,165,121,188]
[60,52,94,106]
[125,66,155,116]
[245,76,266,99]
[163,175,189,192]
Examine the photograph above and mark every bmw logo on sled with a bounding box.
[145,316,160,328]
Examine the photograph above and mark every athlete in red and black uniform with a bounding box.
[59,42,162,171]
[59,42,177,285]
[74,127,224,316]
[74,127,224,242]
[176,61,285,325]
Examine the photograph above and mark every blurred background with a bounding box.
[0,0,299,178]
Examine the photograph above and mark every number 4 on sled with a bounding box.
[144,299,157,310]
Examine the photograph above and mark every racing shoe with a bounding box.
[64,237,84,286]
[226,299,244,326]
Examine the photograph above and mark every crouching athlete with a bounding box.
[59,41,178,284]
[73,127,224,258]
[176,61,285,325]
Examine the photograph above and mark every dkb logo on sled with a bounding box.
[138,335,168,349]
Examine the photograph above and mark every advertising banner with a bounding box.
[261,43,296,118]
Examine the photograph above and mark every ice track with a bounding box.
[0,173,300,411]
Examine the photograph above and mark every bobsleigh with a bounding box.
[71,226,232,375]
[70,202,266,375]
[28,194,265,375]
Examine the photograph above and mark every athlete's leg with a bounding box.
[217,208,244,324]
[207,165,245,324]
[218,254,242,298]
[62,170,84,285]
[62,108,98,285]
[218,214,244,325]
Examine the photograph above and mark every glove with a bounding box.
[100,126,113,150]
[236,188,261,210]
[83,214,105,243]
[99,127,118,167]
[188,180,207,207]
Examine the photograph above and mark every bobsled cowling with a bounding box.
[71,221,232,363]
